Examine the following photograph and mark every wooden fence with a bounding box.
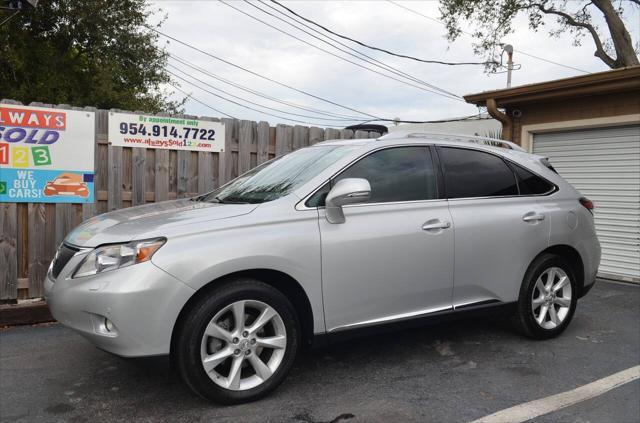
[0,102,380,303]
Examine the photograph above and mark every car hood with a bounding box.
[65,199,258,247]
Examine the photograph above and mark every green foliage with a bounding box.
[439,0,639,71]
[0,0,184,113]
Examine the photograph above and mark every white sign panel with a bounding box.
[108,112,225,153]
[0,104,95,203]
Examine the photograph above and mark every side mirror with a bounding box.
[325,178,371,224]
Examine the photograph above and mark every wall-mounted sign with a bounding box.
[108,112,225,152]
[0,104,95,203]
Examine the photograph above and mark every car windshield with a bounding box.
[196,145,359,204]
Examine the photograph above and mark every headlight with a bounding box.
[72,238,166,278]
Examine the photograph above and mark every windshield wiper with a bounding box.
[213,196,251,204]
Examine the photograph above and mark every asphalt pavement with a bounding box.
[1,280,638,423]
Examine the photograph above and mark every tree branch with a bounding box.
[579,2,594,16]
[533,2,617,67]
[592,0,640,66]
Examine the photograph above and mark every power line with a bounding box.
[151,26,481,125]
[269,0,497,67]
[171,65,480,125]
[250,0,462,98]
[514,50,590,74]
[150,27,383,120]
[169,53,364,120]
[386,0,591,74]
[386,0,449,25]
[226,0,462,101]
[168,62,361,122]
[171,84,237,119]
[168,69,368,127]
[218,0,465,102]
[366,113,486,125]
[174,75,482,127]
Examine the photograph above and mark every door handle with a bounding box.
[522,212,545,222]
[422,220,451,231]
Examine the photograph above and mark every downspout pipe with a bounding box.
[486,98,513,141]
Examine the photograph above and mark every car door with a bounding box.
[438,146,551,307]
[317,146,454,333]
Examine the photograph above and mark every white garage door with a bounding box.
[533,125,640,282]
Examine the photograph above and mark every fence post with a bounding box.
[309,127,325,144]
[256,121,270,164]
[340,129,354,139]
[238,120,253,174]
[324,128,340,140]
[0,204,18,303]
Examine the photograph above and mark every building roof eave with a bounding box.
[464,65,640,107]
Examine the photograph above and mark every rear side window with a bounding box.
[335,146,438,204]
[440,147,518,198]
[512,164,554,195]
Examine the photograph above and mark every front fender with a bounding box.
[151,211,325,333]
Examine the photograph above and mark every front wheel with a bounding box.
[176,279,299,404]
[514,254,578,339]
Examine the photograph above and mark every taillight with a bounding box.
[579,197,594,213]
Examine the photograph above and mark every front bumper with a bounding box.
[45,258,194,357]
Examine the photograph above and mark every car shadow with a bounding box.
[112,314,516,404]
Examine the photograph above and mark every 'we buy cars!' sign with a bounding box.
[0,104,95,203]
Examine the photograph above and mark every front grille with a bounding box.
[51,243,79,279]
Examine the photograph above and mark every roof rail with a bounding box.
[382,131,526,152]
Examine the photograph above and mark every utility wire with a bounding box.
[150,27,383,120]
[218,0,465,102]
[514,50,590,74]
[171,65,480,125]
[153,28,480,124]
[251,0,462,98]
[386,0,590,74]
[169,53,364,120]
[171,84,237,119]
[167,69,369,127]
[174,77,481,127]
[269,0,497,67]
[168,62,361,122]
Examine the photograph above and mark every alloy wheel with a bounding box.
[531,267,572,329]
[200,300,287,391]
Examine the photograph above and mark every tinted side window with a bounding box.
[441,147,518,198]
[513,164,554,195]
[306,182,330,207]
[334,147,437,204]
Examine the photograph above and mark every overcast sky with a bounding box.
[149,0,640,127]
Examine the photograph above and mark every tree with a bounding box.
[0,0,183,113]
[439,0,640,71]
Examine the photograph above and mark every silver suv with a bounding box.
[45,132,600,403]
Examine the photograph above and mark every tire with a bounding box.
[513,253,578,339]
[175,278,300,404]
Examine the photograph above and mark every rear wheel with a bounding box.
[514,254,578,339]
[176,279,299,404]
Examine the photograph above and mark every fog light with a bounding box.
[104,318,115,332]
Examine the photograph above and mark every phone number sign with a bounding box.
[0,104,95,203]
[108,112,225,152]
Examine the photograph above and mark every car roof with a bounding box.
[315,131,537,158]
